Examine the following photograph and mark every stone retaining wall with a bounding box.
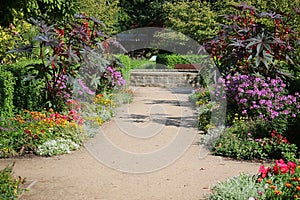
[130,69,199,88]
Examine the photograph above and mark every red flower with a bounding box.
[282,137,288,143]
[259,165,270,178]
[288,161,297,174]
[271,130,276,138]
[55,28,65,37]
[55,113,61,119]
[61,115,69,120]
[274,159,289,174]
[51,61,56,69]
[24,129,31,134]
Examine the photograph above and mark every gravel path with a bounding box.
[0,87,262,200]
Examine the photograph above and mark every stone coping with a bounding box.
[130,69,199,72]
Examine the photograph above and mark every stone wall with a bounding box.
[130,69,199,88]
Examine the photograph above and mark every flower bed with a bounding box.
[208,159,300,199]
[0,89,133,158]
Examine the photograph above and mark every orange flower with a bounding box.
[274,190,281,195]
[297,185,300,191]
[270,185,276,189]
[291,177,297,181]
[285,182,292,188]
[266,180,272,184]
[295,194,299,198]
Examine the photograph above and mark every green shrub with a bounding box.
[130,59,154,69]
[0,163,23,200]
[116,54,132,69]
[0,69,15,117]
[213,120,298,161]
[115,54,132,83]
[156,54,187,69]
[208,173,263,200]
[156,54,206,69]
[1,59,44,112]
[117,54,155,70]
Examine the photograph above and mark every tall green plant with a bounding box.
[10,14,113,111]
[205,2,299,77]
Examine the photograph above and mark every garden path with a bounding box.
[0,87,262,200]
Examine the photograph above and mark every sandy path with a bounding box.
[0,87,262,200]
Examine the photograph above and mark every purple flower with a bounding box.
[240,98,248,103]
[282,110,290,115]
[224,73,299,122]
[259,99,266,105]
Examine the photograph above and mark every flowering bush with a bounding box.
[224,74,300,121]
[215,73,300,135]
[192,72,300,160]
[257,159,300,199]
[213,122,298,161]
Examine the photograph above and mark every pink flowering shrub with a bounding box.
[212,73,300,135]
[224,74,300,119]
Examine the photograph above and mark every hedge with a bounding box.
[0,69,15,117]
[0,59,44,115]
[156,54,205,69]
